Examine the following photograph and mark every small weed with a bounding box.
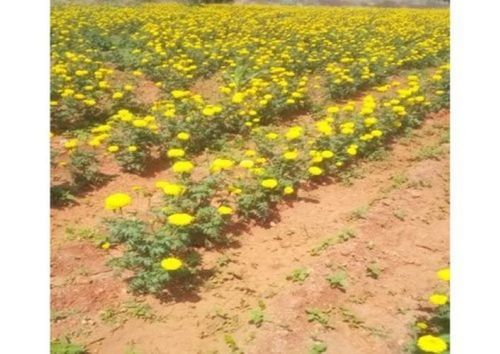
[287,267,310,283]
[51,308,78,323]
[309,340,327,354]
[391,173,408,189]
[393,209,407,221]
[65,226,102,242]
[338,228,356,241]
[310,228,356,256]
[124,343,141,354]
[306,308,333,329]
[414,145,442,161]
[440,129,450,144]
[224,334,242,353]
[407,178,433,189]
[339,307,364,328]
[99,307,121,325]
[216,255,232,268]
[367,263,382,279]
[350,206,369,220]
[122,301,156,321]
[51,337,86,354]
[326,270,348,291]
[249,301,266,327]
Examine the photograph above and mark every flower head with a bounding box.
[261,178,278,189]
[283,150,298,160]
[417,335,447,353]
[218,206,234,215]
[161,257,183,271]
[168,213,194,226]
[172,161,194,174]
[177,132,190,141]
[167,148,185,158]
[429,294,448,306]
[210,159,234,173]
[437,268,450,281]
[105,193,132,210]
[161,183,185,197]
[308,166,323,176]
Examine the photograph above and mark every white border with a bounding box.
[0,0,50,352]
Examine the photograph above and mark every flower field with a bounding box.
[50,4,450,353]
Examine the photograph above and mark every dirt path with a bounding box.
[51,110,449,354]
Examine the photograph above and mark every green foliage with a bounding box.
[287,267,310,283]
[51,185,76,207]
[306,308,333,329]
[414,145,443,161]
[366,263,382,279]
[309,340,327,354]
[69,149,106,188]
[326,270,348,291]
[249,301,266,328]
[51,338,86,354]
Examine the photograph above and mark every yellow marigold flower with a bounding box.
[266,132,278,140]
[128,145,138,152]
[172,161,194,174]
[132,119,148,128]
[360,133,374,141]
[218,206,234,215]
[285,126,303,140]
[101,242,110,250]
[84,99,96,106]
[50,101,58,106]
[346,144,358,156]
[117,109,134,122]
[161,257,183,271]
[232,92,245,104]
[283,150,298,160]
[168,213,194,226]
[327,106,340,114]
[244,149,256,157]
[261,178,278,189]
[124,84,133,91]
[371,130,383,138]
[177,132,190,141]
[364,117,378,127]
[171,90,190,99]
[88,138,101,147]
[210,159,234,173]
[64,139,78,150]
[321,150,334,159]
[308,166,323,176]
[417,335,447,353]
[161,183,185,197]
[105,193,132,210]
[429,294,448,306]
[112,92,123,100]
[316,120,333,135]
[284,186,294,195]
[167,148,185,158]
[239,159,254,169]
[91,124,111,133]
[107,145,119,153]
[437,268,450,281]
